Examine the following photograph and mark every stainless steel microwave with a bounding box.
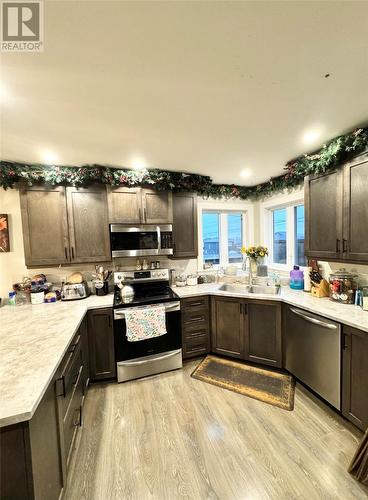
[110,224,174,257]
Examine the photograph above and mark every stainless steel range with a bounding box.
[113,269,182,382]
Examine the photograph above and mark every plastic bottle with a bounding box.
[290,266,304,290]
[8,291,16,305]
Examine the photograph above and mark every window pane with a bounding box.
[227,213,243,263]
[295,205,305,266]
[273,208,287,264]
[202,212,220,265]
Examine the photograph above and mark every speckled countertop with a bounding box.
[0,294,113,428]
[1,285,367,428]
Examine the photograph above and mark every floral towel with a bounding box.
[124,305,167,342]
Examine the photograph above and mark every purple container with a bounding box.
[290,266,304,290]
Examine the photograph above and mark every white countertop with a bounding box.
[173,283,368,333]
[0,294,113,428]
[1,285,367,428]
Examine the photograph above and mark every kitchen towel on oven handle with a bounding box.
[124,304,167,342]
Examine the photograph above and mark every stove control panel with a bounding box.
[114,269,170,284]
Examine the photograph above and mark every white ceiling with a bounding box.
[1,1,368,185]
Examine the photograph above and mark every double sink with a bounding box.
[218,283,280,296]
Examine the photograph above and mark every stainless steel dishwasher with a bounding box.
[284,306,341,410]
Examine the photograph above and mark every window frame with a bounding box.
[198,207,249,270]
[264,199,306,271]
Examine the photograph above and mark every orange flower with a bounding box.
[0,217,7,231]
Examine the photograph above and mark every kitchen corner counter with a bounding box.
[174,284,368,333]
[0,294,114,428]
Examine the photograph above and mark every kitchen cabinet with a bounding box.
[304,169,343,260]
[20,185,70,266]
[66,185,111,263]
[305,152,368,263]
[107,186,173,224]
[246,300,282,367]
[171,192,198,259]
[88,308,116,380]
[181,295,210,358]
[211,296,245,358]
[343,153,368,261]
[0,317,90,500]
[342,325,368,431]
[20,184,111,266]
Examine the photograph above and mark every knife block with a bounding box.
[311,279,330,298]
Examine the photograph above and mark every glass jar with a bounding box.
[329,268,358,304]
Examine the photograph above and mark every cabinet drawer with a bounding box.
[183,325,209,341]
[181,296,209,312]
[62,365,84,469]
[183,310,209,327]
[57,336,83,418]
[183,338,210,359]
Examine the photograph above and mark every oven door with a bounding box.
[110,224,173,257]
[114,301,182,362]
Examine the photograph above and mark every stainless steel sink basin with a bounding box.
[218,283,280,296]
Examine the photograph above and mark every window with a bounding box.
[269,203,305,267]
[202,211,244,268]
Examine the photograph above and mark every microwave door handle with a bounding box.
[157,226,161,253]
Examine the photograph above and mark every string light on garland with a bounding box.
[0,127,367,199]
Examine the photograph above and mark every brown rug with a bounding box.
[191,355,295,411]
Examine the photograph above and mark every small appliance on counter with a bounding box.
[61,272,90,301]
[186,274,198,286]
[329,268,358,304]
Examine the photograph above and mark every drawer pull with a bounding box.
[74,406,82,427]
[188,315,204,322]
[188,331,206,338]
[69,335,81,353]
[189,346,206,352]
[187,301,204,307]
[56,376,66,398]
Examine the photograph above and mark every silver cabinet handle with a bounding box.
[121,349,181,366]
[157,225,161,252]
[289,307,337,329]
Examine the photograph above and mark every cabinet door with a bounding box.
[80,316,90,390]
[88,308,116,380]
[342,326,368,431]
[343,155,368,262]
[304,170,344,259]
[66,186,111,263]
[141,189,173,224]
[211,297,245,358]
[107,186,142,223]
[20,185,70,266]
[245,301,282,367]
[171,192,198,259]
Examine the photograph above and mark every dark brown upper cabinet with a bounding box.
[304,169,344,260]
[66,186,111,263]
[305,152,368,263]
[107,186,173,224]
[211,296,245,359]
[245,300,282,368]
[20,185,70,266]
[20,184,111,266]
[343,153,368,262]
[171,192,198,259]
[342,325,368,431]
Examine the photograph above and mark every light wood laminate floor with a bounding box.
[65,359,368,500]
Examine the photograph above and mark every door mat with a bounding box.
[191,355,295,411]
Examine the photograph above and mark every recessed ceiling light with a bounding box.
[302,129,322,145]
[42,150,58,164]
[240,168,252,179]
[130,157,146,170]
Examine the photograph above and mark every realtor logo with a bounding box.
[1,1,44,51]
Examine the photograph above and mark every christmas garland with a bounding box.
[1,127,367,199]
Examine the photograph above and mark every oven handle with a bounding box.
[114,301,180,319]
[120,349,182,366]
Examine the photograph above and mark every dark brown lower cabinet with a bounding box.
[342,326,368,431]
[211,296,245,358]
[88,308,116,380]
[181,296,210,358]
[245,300,282,367]
[211,296,282,366]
